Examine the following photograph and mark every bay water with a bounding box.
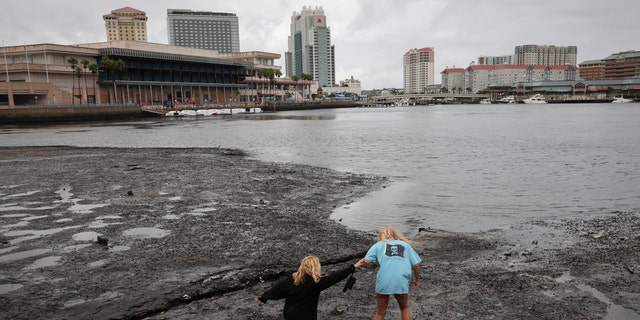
[2,103,639,234]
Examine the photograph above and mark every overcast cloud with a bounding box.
[2,0,638,89]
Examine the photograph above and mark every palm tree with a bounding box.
[67,57,78,104]
[89,63,99,104]
[301,73,313,101]
[81,59,90,104]
[101,56,127,104]
[291,75,300,102]
[256,69,265,103]
[74,66,83,104]
[275,69,282,101]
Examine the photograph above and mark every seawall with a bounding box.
[0,105,153,124]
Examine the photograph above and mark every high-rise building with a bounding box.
[403,47,434,94]
[286,6,335,87]
[103,7,148,42]
[514,45,577,66]
[478,55,514,65]
[167,9,240,53]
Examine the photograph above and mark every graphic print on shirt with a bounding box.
[385,243,405,258]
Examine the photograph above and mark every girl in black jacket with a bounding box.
[257,255,362,320]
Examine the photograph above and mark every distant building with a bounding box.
[103,7,148,42]
[286,6,335,87]
[321,76,362,96]
[403,47,435,94]
[0,41,279,107]
[167,9,240,53]
[441,68,465,93]
[578,59,605,80]
[514,44,577,66]
[601,50,640,80]
[465,64,579,93]
[478,55,514,65]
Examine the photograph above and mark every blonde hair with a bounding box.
[293,256,321,285]
[377,226,408,242]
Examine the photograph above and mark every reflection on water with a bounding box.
[1,104,639,233]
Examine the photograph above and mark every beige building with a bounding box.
[403,47,434,94]
[514,45,577,66]
[0,41,292,107]
[441,67,466,93]
[464,64,579,93]
[103,7,148,42]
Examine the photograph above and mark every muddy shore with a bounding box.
[1,146,638,320]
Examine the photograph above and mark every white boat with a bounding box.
[496,95,516,104]
[523,94,547,104]
[611,96,633,103]
[479,98,492,104]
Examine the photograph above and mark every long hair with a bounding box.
[377,226,408,242]
[293,256,321,285]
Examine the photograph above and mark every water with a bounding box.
[2,103,639,234]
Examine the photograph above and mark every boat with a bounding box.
[479,98,492,104]
[523,94,547,104]
[496,95,516,104]
[611,96,633,103]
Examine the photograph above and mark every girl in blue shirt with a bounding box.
[359,226,421,320]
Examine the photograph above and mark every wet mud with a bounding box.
[0,146,638,320]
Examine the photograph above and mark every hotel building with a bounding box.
[403,47,435,94]
[441,67,466,93]
[514,45,577,66]
[103,7,148,42]
[167,9,240,53]
[286,6,335,87]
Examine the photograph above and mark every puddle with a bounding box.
[0,283,23,294]
[188,208,217,216]
[68,203,109,214]
[55,186,73,203]
[0,248,52,263]
[96,215,122,220]
[0,204,58,212]
[1,190,42,200]
[55,185,109,214]
[63,244,92,252]
[4,226,81,244]
[555,271,640,320]
[63,298,87,308]
[23,255,62,270]
[72,231,101,242]
[169,196,182,201]
[88,259,108,267]
[88,220,122,229]
[109,245,130,252]
[123,227,170,239]
[0,213,30,218]
[22,215,48,221]
[0,246,18,254]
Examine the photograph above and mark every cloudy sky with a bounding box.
[2,0,638,89]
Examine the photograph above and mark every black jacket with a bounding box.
[258,265,355,320]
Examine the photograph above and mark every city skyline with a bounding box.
[2,0,639,90]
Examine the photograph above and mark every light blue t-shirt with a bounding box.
[365,240,422,294]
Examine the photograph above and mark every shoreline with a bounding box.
[0,146,638,319]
